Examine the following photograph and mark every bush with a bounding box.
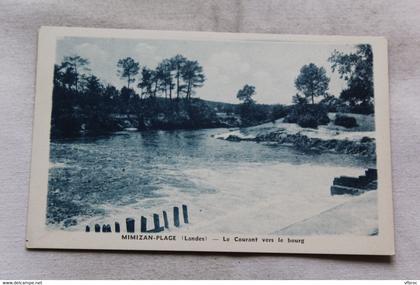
[334,114,358,128]
[186,99,219,128]
[319,95,348,113]
[284,103,330,128]
[336,104,351,113]
[239,103,271,126]
[350,103,374,115]
[297,114,318,128]
[271,104,288,122]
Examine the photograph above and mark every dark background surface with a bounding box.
[0,0,419,279]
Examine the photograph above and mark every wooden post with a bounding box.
[115,222,120,233]
[153,213,164,232]
[126,218,135,233]
[182,204,189,224]
[94,224,100,232]
[173,206,180,227]
[163,211,169,229]
[141,216,147,233]
[102,224,111,232]
[85,225,90,232]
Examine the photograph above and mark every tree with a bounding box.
[103,84,119,112]
[53,64,64,88]
[117,57,140,89]
[158,59,175,100]
[294,63,330,104]
[292,93,307,105]
[138,67,155,99]
[84,75,104,112]
[61,66,78,90]
[104,84,119,101]
[236,84,256,104]
[119,86,137,114]
[328,44,373,108]
[85,75,103,95]
[181,60,205,100]
[155,62,169,98]
[153,58,178,100]
[62,56,90,91]
[170,55,187,99]
[151,68,159,98]
[319,93,348,113]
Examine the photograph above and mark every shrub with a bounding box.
[239,103,271,126]
[336,104,351,113]
[271,104,288,121]
[350,103,374,115]
[284,103,330,128]
[297,114,318,128]
[334,114,358,128]
[186,99,219,128]
[319,95,347,113]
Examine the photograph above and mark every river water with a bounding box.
[48,128,376,234]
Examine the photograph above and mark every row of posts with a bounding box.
[85,205,189,233]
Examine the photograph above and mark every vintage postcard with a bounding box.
[26,26,394,255]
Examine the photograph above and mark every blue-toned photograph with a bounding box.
[48,36,377,236]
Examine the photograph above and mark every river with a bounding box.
[48,128,376,234]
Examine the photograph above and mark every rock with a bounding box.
[361,136,373,143]
[226,135,242,142]
[221,125,376,159]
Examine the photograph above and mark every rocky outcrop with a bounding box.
[223,130,376,158]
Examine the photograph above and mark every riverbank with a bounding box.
[50,98,244,139]
[214,113,376,160]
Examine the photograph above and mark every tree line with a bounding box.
[50,44,374,137]
[291,44,374,113]
[234,44,374,128]
[54,54,205,102]
[235,44,373,111]
[51,54,213,138]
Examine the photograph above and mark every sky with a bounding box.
[56,36,357,105]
